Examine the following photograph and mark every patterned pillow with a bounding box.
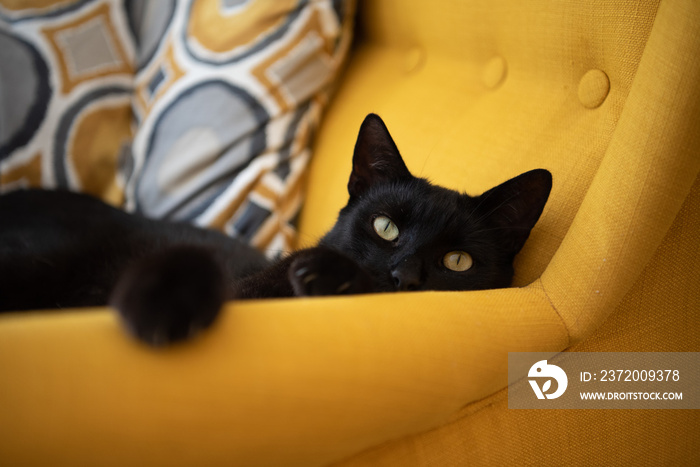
[0,0,355,257]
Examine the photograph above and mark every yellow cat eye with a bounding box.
[443,251,473,272]
[373,215,399,241]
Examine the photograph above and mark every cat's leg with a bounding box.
[109,246,225,346]
[287,247,374,297]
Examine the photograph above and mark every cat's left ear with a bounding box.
[348,114,412,198]
[477,169,553,255]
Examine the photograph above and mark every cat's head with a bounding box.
[320,114,552,292]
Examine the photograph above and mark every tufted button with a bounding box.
[404,47,425,74]
[482,56,507,89]
[578,69,610,109]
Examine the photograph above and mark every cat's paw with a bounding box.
[288,248,374,297]
[109,246,225,347]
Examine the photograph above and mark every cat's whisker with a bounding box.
[418,144,438,178]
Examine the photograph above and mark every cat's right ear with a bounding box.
[348,114,411,198]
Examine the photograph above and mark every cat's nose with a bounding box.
[391,257,423,291]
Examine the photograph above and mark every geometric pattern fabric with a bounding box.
[0,0,355,257]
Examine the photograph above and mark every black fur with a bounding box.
[0,114,552,346]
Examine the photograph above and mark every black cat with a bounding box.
[0,114,552,346]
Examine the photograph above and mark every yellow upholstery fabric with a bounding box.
[334,175,700,467]
[1,1,699,466]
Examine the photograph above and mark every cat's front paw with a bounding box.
[109,246,225,346]
[288,248,374,297]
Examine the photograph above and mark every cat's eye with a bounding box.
[443,251,473,272]
[373,215,399,241]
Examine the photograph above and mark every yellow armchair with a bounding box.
[1,0,698,466]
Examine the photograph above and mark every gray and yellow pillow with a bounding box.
[0,0,355,256]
